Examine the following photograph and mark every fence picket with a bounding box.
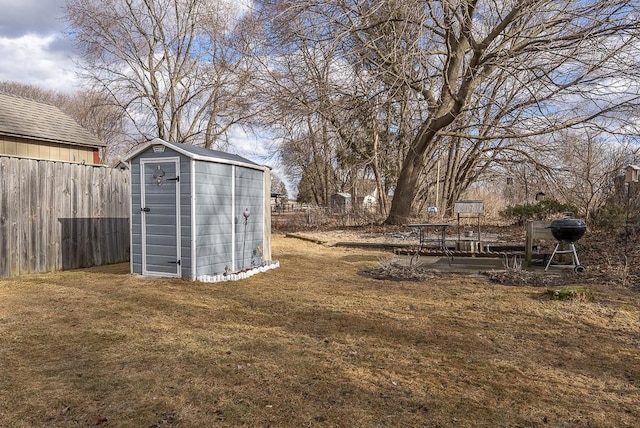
[0,156,130,277]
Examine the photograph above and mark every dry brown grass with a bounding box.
[0,235,639,427]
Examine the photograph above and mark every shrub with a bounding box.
[590,202,627,231]
[499,200,578,225]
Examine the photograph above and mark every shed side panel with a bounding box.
[234,167,264,270]
[194,162,234,276]
[130,159,142,274]
[179,156,192,278]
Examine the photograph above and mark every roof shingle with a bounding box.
[0,92,104,148]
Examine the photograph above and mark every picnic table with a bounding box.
[406,223,455,265]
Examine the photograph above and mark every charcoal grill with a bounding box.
[544,218,587,273]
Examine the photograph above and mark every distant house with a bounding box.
[626,164,640,183]
[0,92,104,164]
[353,178,391,212]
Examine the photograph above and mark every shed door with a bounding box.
[140,158,181,277]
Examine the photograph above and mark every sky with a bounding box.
[0,0,80,93]
[0,0,289,192]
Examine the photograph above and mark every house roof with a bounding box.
[0,92,104,148]
[125,138,265,171]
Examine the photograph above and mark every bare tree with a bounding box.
[0,81,60,104]
[254,4,420,212]
[62,90,128,164]
[65,0,258,150]
[545,130,637,222]
[252,11,353,205]
[258,0,640,224]
[270,172,288,198]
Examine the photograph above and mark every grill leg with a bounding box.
[570,243,581,267]
[545,242,561,271]
[545,242,586,273]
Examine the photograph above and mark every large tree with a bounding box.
[258,0,640,223]
[65,0,258,149]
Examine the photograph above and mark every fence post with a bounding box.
[525,221,533,267]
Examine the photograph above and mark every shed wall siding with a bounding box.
[130,159,142,273]
[179,159,192,278]
[193,162,234,276]
[234,167,264,270]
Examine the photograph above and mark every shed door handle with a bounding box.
[141,207,150,212]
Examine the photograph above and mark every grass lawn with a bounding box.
[0,235,639,427]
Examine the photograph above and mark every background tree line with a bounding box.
[3,0,639,224]
[256,0,640,224]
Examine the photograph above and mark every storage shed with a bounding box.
[126,138,273,280]
[330,192,352,212]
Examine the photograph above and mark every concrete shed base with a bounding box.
[196,261,280,283]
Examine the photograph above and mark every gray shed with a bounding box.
[126,138,272,280]
[330,192,352,212]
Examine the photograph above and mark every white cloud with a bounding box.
[227,127,276,159]
[0,34,80,93]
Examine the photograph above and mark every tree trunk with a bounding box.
[385,109,461,224]
[371,130,388,216]
[385,145,424,225]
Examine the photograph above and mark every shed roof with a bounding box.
[126,138,265,171]
[332,192,351,198]
[0,92,104,148]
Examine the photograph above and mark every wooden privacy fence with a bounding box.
[0,157,130,278]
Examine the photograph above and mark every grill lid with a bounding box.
[550,218,586,229]
[550,218,586,242]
